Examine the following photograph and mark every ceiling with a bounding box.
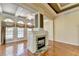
[59,3,70,7]
[0,3,35,18]
[48,3,79,13]
[19,3,79,19]
[18,3,57,19]
[0,3,78,20]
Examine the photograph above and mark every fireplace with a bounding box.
[27,28,48,53]
[37,37,45,50]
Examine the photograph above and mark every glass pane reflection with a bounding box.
[16,43,24,55]
[5,46,13,56]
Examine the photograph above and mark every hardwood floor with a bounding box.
[53,41,79,56]
[0,40,79,56]
[0,40,53,56]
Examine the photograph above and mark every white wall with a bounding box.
[55,10,79,46]
[44,19,53,41]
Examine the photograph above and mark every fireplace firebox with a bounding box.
[37,37,45,50]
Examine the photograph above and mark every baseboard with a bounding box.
[54,40,79,47]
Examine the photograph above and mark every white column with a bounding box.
[0,17,1,45]
[13,27,17,40]
[23,24,26,40]
[0,16,4,45]
[44,18,54,41]
[13,21,17,41]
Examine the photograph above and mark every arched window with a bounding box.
[4,18,14,23]
[17,21,24,38]
[4,19,14,42]
[17,21,24,24]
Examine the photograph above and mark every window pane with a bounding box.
[6,27,13,40]
[17,28,24,38]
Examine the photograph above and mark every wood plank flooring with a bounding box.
[53,41,79,56]
[0,40,79,56]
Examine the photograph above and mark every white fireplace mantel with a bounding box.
[27,28,48,53]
